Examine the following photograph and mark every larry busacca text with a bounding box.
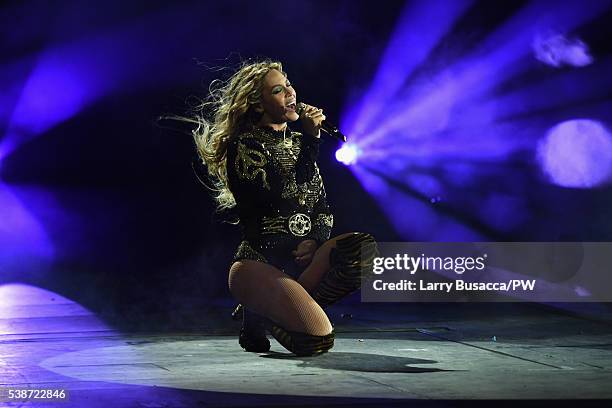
[371,279,536,292]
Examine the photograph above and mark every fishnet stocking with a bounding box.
[229,260,332,336]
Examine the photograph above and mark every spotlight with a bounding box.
[537,119,612,188]
[335,144,361,166]
[533,32,593,68]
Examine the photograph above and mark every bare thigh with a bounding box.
[297,232,356,293]
[228,260,332,336]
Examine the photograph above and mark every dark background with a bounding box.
[1,0,612,323]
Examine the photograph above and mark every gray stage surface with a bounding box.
[1,284,612,407]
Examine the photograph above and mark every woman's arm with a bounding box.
[292,132,334,246]
[295,133,321,185]
[305,193,334,246]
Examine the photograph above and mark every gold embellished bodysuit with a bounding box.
[227,126,333,277]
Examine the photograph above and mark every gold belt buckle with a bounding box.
[288,213,311,237]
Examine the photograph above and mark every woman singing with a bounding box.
[191,60,378,356]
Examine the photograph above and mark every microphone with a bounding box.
[296,102,347,143]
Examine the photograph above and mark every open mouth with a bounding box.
[286,102,296,111]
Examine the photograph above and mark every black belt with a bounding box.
[260,213,312,237]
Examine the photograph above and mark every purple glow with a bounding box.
[454,58,612,126]
[0,43,117,160]
[335,144,360,165]
[355,119,539,177]
[574,285,591,297]
[0,5,203,161]
[0,283,63,310]
[0,283,108,331]
[537,119,612,188]
[352,166,487,241]
[481,194,528,232]
[347,0,611,150]
[12,59,95,134]
[0,183,55,265]
[341,0,474,138]
[357,0,610,150]
[404,174,443,198]
[533,32,594,68]
[338,0,612,240]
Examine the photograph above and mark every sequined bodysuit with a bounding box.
[227,126,333,277]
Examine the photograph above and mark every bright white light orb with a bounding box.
[335,144,360,165]
[537,119,612,188]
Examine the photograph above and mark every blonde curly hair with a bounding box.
[190,60,283,210]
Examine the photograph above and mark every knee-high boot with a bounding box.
[310,232,379,308]
[265,320,335,356]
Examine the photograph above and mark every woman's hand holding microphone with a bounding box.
[298,103,326,138]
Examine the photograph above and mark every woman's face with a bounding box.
[257,69,299,126]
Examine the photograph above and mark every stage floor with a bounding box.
[1,284,612,407]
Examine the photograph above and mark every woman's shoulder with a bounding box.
[236,127,285,147]
[229,130,261,152]
[236,127,268,142]
[231,129,274,157]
